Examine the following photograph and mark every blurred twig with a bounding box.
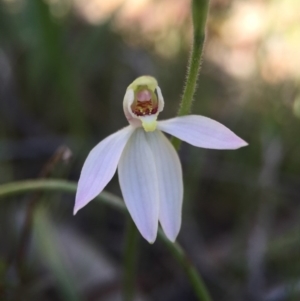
[0,179,212,301]
[0,136,80,162]
[13,146,72,281]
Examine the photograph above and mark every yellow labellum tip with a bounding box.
[142,120,157,132]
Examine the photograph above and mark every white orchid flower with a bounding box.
[74,76,247,243]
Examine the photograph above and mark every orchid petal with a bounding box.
[74,126,134,214]
[118,129,159,243]
[146,130,183,242]
[158,115,248,149]
[156,86,165,112]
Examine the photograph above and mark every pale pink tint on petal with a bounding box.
[158,115,248,150]
[146,130,183,242]
[136,90,152,101]
[74,126,134,214]
[118,129,159,243]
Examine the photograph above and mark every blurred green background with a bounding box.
[0,0,300,300]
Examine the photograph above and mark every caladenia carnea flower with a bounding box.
[74,76,248,243]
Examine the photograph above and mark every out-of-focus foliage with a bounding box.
[0,0,300,300]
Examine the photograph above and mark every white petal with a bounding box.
[146,130,183,242]
[158,115,248,149]
[118,129,159,243]
[74,126,134,214]
[123,89,141,127]
[156,86,165,112]
[123,89,135,120]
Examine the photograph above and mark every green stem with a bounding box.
[0,179,212,301]
[123,218,139,301]
[158,229,212,301]
[0,179,125,210]
[172,0,209,150]
[168,2,211,299]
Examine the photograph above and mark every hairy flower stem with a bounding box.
[123,218,139,301]
[167,2,212,299]
[0,179,211,301]
[172,0,209,150]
